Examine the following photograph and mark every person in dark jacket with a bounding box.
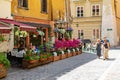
[96,39,102,59]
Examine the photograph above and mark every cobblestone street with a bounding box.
[1,47,120,80]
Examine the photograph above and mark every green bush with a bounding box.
[0,52,10,69]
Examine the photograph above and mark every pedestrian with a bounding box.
[103,39,110,60]
[83,42,86,50]
[96,39,102,59]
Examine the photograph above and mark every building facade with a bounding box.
[11,0,68,47]
[0,0,13,52]
[0,0,13,19]
[115,0,120,44]
[71,0,102,42]
[71,0,119,46]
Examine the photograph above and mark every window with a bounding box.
[93,29,100,39]
[96,29,99,38]
[76,6,84,17]
[76,23,79,27]
[92,4,100,16]
[78,30,84,39]
[41,0,47,13]
[18,0,28,9]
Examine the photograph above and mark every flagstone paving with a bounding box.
[1,47,120,80]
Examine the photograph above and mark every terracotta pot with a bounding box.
[0,64,7,79]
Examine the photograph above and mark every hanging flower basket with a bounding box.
[37,30,45,36]
[66,27,73,31]
[59,29,66,34]
[54,28,59,32]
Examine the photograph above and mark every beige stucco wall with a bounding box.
[72,17,102,40]
[115,0,120,44]
[71,0,102,41]
[0,0,13,52]
[116,18,120,44]
[0,0,12,19]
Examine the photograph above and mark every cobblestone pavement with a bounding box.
[1,47,120,80]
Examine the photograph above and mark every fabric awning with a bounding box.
[20,22,51,28]
[0,23,11,33]
[0,18,36,32]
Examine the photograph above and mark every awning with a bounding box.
[0,18,36,32]
[20,22,50,28]
[0,23,11,33]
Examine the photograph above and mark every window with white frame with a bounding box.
[76,6,84,17]
[92,4,100,16]
[18,0,28,9]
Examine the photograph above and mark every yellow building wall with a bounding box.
[52,0,66,20]
[11,0,66,21]
[11,0,50,20]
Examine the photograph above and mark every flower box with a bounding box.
[53,55,60,61]
[60,54,66,60]
[22,60,38,69]
[72,52,77,56]
[67,53,73,57]
[47,56,53,63]
[0,64,7,79]
[29,60,39,64]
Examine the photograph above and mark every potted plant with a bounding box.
[0,52,10,78]
[53,51,60,62]
[57,49,66,60]
[71,48,76,56]
[22,49,39,68]
[47,52,53,62]
[40,54,48,62]
[66,48,72,57]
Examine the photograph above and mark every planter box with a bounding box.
[47,56,53,63]
[29,60,39,64]
[0,64,7,79]
[72,52,77,56]
[22,60,39,69]
[39,58,48,65]
[67,53,72,57]
[60,54,67,60]
[53,55,60,61]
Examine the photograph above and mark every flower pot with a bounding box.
[0,64,7,79]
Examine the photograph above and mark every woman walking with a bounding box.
[103,39,110,60]
[96,39,102,59]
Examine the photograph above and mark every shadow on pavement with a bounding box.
[106,58,116,61]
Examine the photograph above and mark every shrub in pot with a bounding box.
[0,53,10,78]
